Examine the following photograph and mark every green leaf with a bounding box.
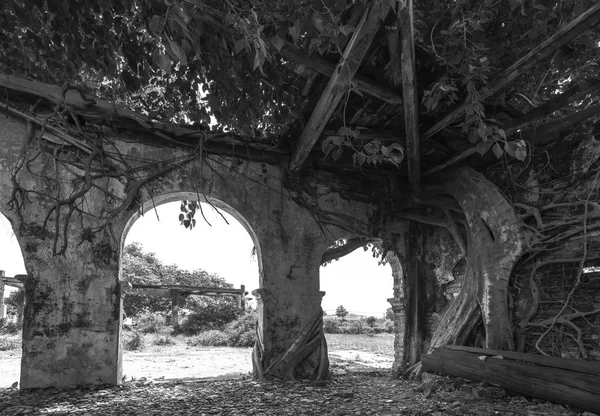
[332,148,343,161]
[157,53,172,73]
[492,143,503,158]
[234,39,246,54]
[515,141,527,161]
[270,35,284,51]
[149,15,164,35]
[169,40,186,65]
[353,152,366,166]
[289,25,301,43]
[504,142,517,158]
[339,25,354,36]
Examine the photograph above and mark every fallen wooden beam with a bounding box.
[289,0,391,172]
[422,347,600,413]
[422,2,600,141]
[443,345,600,376]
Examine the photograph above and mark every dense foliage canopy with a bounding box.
[3,0,599,170]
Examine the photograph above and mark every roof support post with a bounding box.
[398,0,421,184]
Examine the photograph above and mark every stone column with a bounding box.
[17,229,121,389]
[253,207,329,380]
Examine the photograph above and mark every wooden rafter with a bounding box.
[422,2,600,141]
[397,0,421,184]
[280,42,403,105]
[288,0,391,172]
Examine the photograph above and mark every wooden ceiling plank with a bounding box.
[422,2,600,141]
[289,0,392,172]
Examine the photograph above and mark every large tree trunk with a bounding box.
[430,167,526,350]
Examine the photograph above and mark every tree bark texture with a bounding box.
[430,167,526,351]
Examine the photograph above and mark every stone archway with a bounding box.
[116,193,264,380]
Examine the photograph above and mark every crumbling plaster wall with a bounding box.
[0,113,375,387]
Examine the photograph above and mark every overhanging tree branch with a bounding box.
[422,3,600,141]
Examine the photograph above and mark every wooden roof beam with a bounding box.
[280,43,403,105]
[397,0,421,184]
[289,0,392,172]
[422,2,600,141]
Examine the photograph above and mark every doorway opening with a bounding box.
[119,199,260,383]
[0,213,26,388]
[320,243,395,373]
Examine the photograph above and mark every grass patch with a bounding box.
[325,333,395,356]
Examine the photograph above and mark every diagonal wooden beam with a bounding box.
[289,0,391,172]
[422,2,600,141]
[280,43,403,105]
[397,0,421,184]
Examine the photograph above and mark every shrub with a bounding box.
[364,327,375,337]
[188,329,230,347]
[135,311,166,334]
[347,321,364,334]
[123,331,145,351]
[152,334,176,346]
[0,336,20,351]
[0,319,20,335]
[178,297,241,335]
[323,318,341,334]
[224,312,256,347]
[366,316,377,328]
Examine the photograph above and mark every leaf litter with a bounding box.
[1,370,596,416]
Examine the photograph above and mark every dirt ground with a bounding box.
[0,344,394,387]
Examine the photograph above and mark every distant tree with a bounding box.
[366,316,377,328]
[335,305,348,323]
[121,243,237,328]
[5,290,24,326]
[385,308,394,321]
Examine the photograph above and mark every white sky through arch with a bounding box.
[1,204,393,316]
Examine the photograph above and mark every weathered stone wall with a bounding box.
[0,113,375,388]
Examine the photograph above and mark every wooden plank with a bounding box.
[0,276,25,288]
[398,0,421,183]
[280,42,403,105]
[422,3,600,141]
[289,0,391,172]
[442,345,600,376]
[422,348,600,413]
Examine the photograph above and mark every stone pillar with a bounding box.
[253,207,328,379]
[17,230,121,389]
[386,254,404,372]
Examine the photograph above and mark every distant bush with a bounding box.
[123,331,145,351]
[323,318,341,334]
[223,311,256,347]
[178,297,242,335]
[0,335,20,351]
[135,311,166,334]
[152,334,176,346]
[188,329,230,347]
[0,319,20,335]
[187,311,257,348]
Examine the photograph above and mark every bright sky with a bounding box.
[1,203,392,316]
